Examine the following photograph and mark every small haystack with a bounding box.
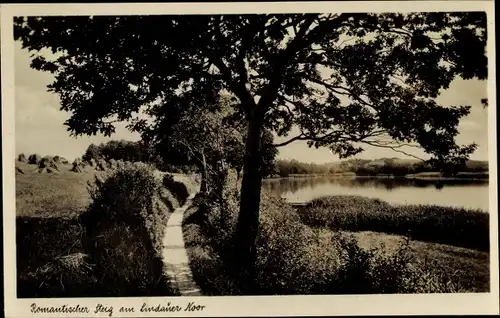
[71,158,85,173]
[87,158,97,167]
[96,159,108,171]
[28,154,42,165]
[53,155,69,164]
[16,166,25,174]
[18,153,28,163]
[38,167,59,174]
[38,156,60,173]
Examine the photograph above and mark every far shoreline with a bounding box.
[264,172,489,182]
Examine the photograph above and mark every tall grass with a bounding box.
[297,196,489,251]
[16,217,98,297]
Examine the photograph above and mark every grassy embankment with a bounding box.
[297,196,489,252]
[182,176,490,295]
[15,160,197,297]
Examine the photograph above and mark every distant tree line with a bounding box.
[83,140,148,163]
[82,134,278,178]
[274,158,489,178]
[82,140,195,173]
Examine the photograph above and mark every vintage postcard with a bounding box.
[2,1,498,317]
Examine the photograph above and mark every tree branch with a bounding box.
[303,75,376,109]
[272,133,306,147]
[387,28,413,37]
[273,129,352,148]
[256,15,320,112]
[360,140,426,162]
[208,19,257,115]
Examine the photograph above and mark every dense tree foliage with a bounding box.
[15,12,488,291]
[82,140,148,162]
[143,92,277,191]
[82,139,195,173]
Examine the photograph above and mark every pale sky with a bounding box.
[15,40,489,163]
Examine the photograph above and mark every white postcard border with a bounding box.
[2,2,498,317]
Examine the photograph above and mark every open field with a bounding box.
[16,161,99,218]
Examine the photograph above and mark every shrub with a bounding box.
[183,218,241,295]
[252,194,310,294]
[182,175,241,295]
[253,194,413,294]
[163,174,190,206]
[79,164,176,296]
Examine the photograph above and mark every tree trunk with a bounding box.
[200,150,208,193]
[233,114,264,294]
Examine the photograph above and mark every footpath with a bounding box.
[162,193,203,296]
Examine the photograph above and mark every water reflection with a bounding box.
[263,176,488,194]
[262,176,489,211]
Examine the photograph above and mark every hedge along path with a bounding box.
[162,175,202,296]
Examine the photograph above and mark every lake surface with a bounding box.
[262,176,490,212]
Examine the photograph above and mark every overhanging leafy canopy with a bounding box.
[14,12,487,166]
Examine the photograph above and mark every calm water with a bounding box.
[262,176,490,212]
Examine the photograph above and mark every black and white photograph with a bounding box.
[2,1,498,317]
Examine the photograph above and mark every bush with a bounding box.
[254,194,404,294]
[163,174,190,206]
[79,164,176,296]
[297,196,489,251]
[182,175,241,295]
[183,217,241,295]
[255,195,474,294]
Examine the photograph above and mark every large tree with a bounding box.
[149,89,244,194]
[15,12,487,291]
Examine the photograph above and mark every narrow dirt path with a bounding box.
[162,193,202,296]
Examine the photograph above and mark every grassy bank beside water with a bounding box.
[296,196,489,252]
[183,186,490,295]
[16,161,195,297]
